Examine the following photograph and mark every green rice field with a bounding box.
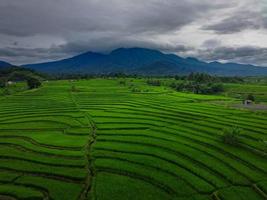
[224,83,267,103]
[0,79,266,200]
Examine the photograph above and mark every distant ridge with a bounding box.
[0,60,12,68]
[21,47,267,76]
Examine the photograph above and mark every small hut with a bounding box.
[7,81,14,85]
[243,99,253,105]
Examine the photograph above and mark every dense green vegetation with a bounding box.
[146,73,247,95]
[0,67,43,96]
[0,78,266,200]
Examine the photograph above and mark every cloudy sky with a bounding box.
[0,0,267,66]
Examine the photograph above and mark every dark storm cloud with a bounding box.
[0,47,60,58]
[0,46,67,64]
[55,39,193,55]
[1,0,225,64]
[0,39,193,64]
[0,0,228,37]
[122,1,226,34]
[197,46,267,66]
[0,0,266,66]
[0,0,114,37]
[203,11,266,34]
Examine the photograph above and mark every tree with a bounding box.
[118,80,126,85]
[27,77,41,89]
[209,83,224,94]
[187,72,195,82]
[0,78,6,88]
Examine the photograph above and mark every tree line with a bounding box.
[146,73,244,95]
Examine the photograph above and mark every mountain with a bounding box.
[24,47,267,76]
[0,60,12,69]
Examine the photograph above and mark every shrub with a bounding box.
[246,94,255,102]
[222,127,241,146]
[118,80,126,85]
[169,82,177,89]
[147,79,161,86]
[2,88,11,95]
[0,78,6,88]
[27,77,41,89]
[131,88,141,92]
[71,85,79,92]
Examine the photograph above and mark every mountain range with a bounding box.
[2,47,267,76]
[0,61,12,69]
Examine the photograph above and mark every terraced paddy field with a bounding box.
[224,83,267,103]
[0,79,266,200]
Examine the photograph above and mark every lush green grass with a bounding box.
[0,82,27,97]
[0,78,266,200]
[0,80,89,199]
[0,184,44,200]
[92,172,172,200]
[224,83,267,102]
[15,176,83,200]
[218,186,263,200]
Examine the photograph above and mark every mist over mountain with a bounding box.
[24,47,267,76]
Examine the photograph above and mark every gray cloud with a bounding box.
[0,0,113,37]
[0,38,194,64]
[0,0,267,66]
[0,46,67,64]
[202,39,222,48]
[0,0,227,37]
[0,0,231,64]
[197,46,267,66]
[203,10,266,34]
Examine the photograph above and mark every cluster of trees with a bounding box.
[50,72,245,84]
[0,78,5,88]
[171,73,224,94]
[0,67,42,90]
[145,73,226,94]
[219,76,244,83]
[174,73,244,83]
[171,82,224,94]
[26,77,42,89]
[50,72,141,80]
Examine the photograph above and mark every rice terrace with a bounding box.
[1,0,267,199]
[0,76,266,200]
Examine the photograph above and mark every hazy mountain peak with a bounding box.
[23,47,267,76]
